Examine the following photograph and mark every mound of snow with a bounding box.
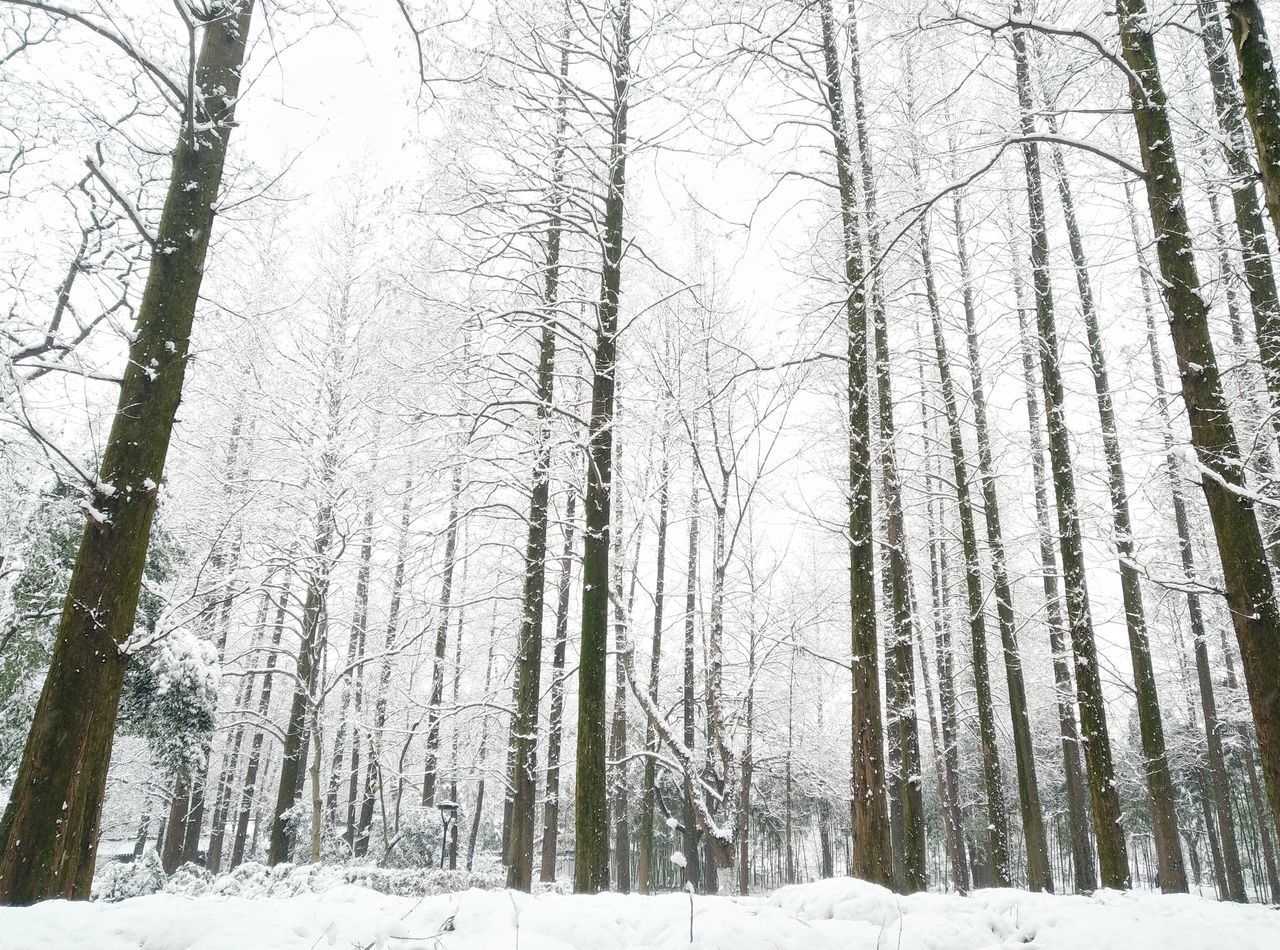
[4,875,1279,950]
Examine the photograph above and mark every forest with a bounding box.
[2,0,1280,947]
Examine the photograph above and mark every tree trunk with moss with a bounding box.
[816,0,891,886]
[1229,1,1280,251]
[1196,1,1280,424]
[0,3,257,905]
[1025,49,1186,892]
[1132,206,1247,901]
[1011,16,1130,889]
[847,0,925,893]
[1120,0,1280,842]
[507,36,570,890]
[574,0,631,894]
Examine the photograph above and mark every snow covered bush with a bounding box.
[167,861,505,899]
[165,862,215,896]
[93,851,166,902]
[118,627,220,778]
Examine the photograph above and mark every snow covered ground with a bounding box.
[2,876,1278,949]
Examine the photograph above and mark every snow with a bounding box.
[2,876,1276,950]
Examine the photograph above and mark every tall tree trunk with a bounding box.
[682,450,703,894]
[422,464,463,810]
[207,587,273,872]
[1127,192,1248,902]
[1011,295,1097,896]
[573,0,631,894]
[1197,1,1280,422]
[816,0,891,886]
[507,33,570,891]
[1120,0,1280,839]
[467,620,498,872]
[229,579,291,869]
[267,501,336,865]
[356,483,413,858]
[608,439,632,893]
[910,451,961,893]
[919,222,1013,887]
[1026,56,1186,893]
[638,443,670,894]
[182,426,247,869]
[539,490,577,881]
[326,501,374,838]
[1228,1,1280,250]
[161,776,192,874]
[133,793,153,859]
[951,183,1051,892]
[341,505,374,853]
[737,554,758,898]
[847,0,925,893]
[1013,15,1129,889]
[924,441,970,894]
[0,1,257,905]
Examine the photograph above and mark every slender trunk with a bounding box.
[682,450,703,894]
[423,465,463,810]
[341,507,374,853]
[1013,15,1129,888]
[919,223,1012,886]
[1120,0,1280,839]
[1127,195,1246,901]
[208,588,273,872]
[848,0,924,893]
[467,622,498,872]
[446,558,467,872]
[1229,1,1280,251]
[784,663,795,887]
[353,485,411,857]
[1010,260,1097,893]
[910,441,960,893]
[507,35,570,891]
[574,0,631,894]
[608,439,632,893]
[1197,1,1280,422]
[924,446,970,894]
[951,183,1050,891]
[133,794,152,859]
[267,502,335,865]
[230,580,291,869]
[638,445,669,894]
[539,490,577,881]
[161,777,191,874]
[326,502,373,839]
[308,703,323,862]
[816,0,890,885]
[1029,58,1186,892]
[0,1,258,904]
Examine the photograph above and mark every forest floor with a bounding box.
[2,874,1278,949]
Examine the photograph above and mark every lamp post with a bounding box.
[437,800,459,870]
